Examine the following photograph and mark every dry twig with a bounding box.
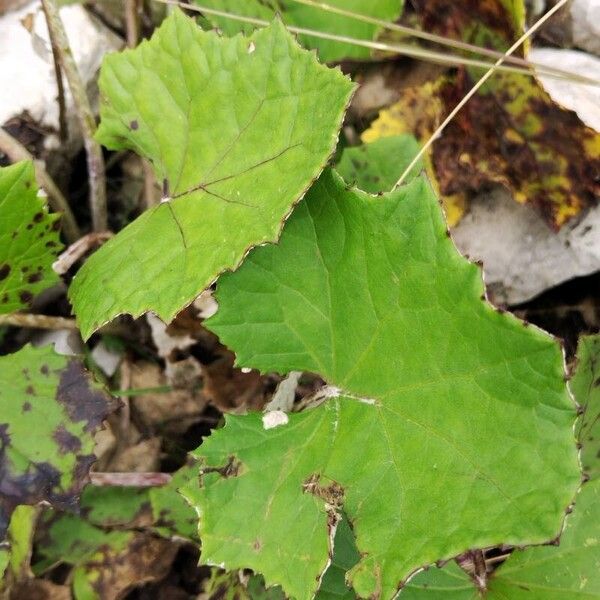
[40,0,107,231]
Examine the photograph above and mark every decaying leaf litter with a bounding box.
[1,0,600,598]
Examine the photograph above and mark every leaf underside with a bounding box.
[197,0,405,62]
[0,161,63,314]
[182,169,579,600]
[0,345,115,538]
[69,10,354,340]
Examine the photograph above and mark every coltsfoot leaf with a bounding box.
[0,161,62,314]
[0,346,116,538]
[183,169,580,599]
[69,10,354,340]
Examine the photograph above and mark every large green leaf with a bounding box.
[404,480,600,599]
[69,10,354,340]
[0,161,62,314]
[0,345,115,538]
[198,0,405,62]
[182,169,579,599]
[572,335,600,482]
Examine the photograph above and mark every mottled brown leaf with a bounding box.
[0,346,117,538]
[366,0,600,228]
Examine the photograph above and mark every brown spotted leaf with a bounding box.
[0,345,117,538]
[365,0,600,228]
[0,161,63,313]
[36,511,177,600]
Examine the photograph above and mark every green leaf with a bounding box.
[404,480,600,599]
[487,480,600,599]
[0,546,7,581]
[183,169,579,599]
[402,561,476,599]
[572,335,600,482]
[80,486,151,528]
[197,0,405,62]
[7,505,37,579]
[0,345,116,538]
[315,517,359,600]
[69,10,354,340]
[247,574,286,600]
[150,463,199,541]
[0,161,63,314]
[336,135,421,194]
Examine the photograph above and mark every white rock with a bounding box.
[262,410,289,430]
[0,1,121,148]
[91,339,122,377]
[147,312,196,360]
[571,0,600,56]
[31,328,84,356]
[452,187,600,305]
[530,47,600,131]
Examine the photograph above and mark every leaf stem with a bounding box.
[394,0,573,188]
[110,385,174,397]
[0,128,80,242]
[40,0,107,232]
[124,0,140,48]
[156,0,591,83]
[0,313,78,330]
[90,472,173,487]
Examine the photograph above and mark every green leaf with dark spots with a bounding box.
[0,161,63,314]
[0,545,7,582]
[0,345,117,538]
[36,511,178,600]
[150,463,199,541]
